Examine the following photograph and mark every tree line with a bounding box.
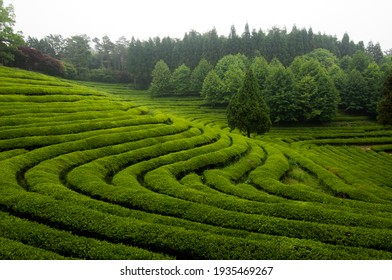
[1,0,391,126]
[151,48,392,123]
[20,25,388,85]
[1,0,389,89]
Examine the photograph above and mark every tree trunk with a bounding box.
[247,129,251,138]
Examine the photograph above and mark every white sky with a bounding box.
[5,0,392,51]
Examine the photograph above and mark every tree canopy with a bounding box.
[377,71,392,125]
[0,0,23,64]
[3,3,391,125]
[149,60,172,96]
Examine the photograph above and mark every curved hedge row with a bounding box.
[1,68,392,260]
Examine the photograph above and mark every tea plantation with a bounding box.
[1,66,392,260]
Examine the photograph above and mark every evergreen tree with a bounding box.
[149,60,172,96]
[202,28,222,65]
[241,23,252,57]
[181,30,203,69]
[367,41,384,64]
[227,69,271,137]
[377,72,392,125]
[339,33,352,57]
[265,27,289,65]
[226,25,241,55]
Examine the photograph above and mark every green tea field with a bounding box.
[1,66,392,260]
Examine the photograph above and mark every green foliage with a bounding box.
[250,56,270,88]
[215,54,248,79]
[291,58,339,122]
[341,69,368,112]
[223,64,245,93]
[264,64,297,123]
[62,35,91,74]
[293,75,318,121]
[1,68,392,260]
[190,58,213,93]
[350,50,373,73]
[149,60,172,96]
[200,70,227,105]
[363,62,383,115]
[170,64,191,95]
[227,69,271,137]
[377,72,392,125]
[0,0,24,64]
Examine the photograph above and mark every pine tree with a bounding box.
[227,68,271,137]
[377,72,392,125]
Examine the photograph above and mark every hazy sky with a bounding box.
[5,0,392,51]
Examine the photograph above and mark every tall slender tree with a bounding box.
[227,68,271,137]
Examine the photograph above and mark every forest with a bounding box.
[2,20,391,124]
[15,25,389,86]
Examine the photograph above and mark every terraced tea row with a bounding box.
[1,68,392,259]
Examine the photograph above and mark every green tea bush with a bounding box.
[0,237,69,260]
[0,211,170,260]
[2,67,392,260]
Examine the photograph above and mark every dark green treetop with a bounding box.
[227,68,271,137]
[377,72,392,125]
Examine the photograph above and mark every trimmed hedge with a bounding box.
[0,237,70,260]
[0,211,170,260]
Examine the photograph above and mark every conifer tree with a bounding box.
[227,68,271,137]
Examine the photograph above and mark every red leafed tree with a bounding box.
[13,47,64,77]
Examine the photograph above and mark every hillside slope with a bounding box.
[1,67,392,260]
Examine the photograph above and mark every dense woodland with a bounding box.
[1,0,392,125]
[17,25,389,86]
